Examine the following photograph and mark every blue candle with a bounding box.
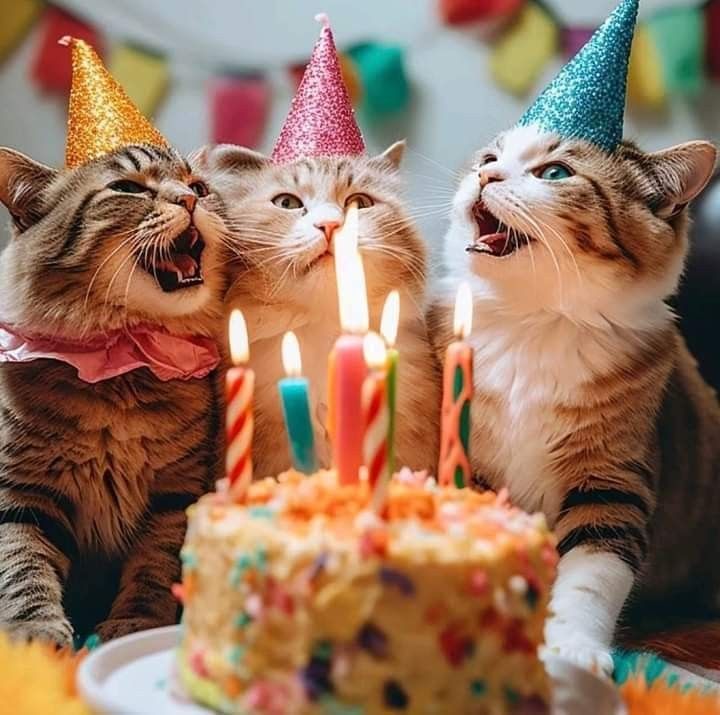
[278,332,317,474]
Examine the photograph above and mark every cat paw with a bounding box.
[541,636,614,678]
[5,617,73,648]
[95,617,167,642]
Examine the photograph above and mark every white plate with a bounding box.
[78,626,626,715]
[78,626,210,715]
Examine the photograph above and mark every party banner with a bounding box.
[210,75,270,148]
[109,44,169,117]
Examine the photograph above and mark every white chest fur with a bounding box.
[466,298,655,517]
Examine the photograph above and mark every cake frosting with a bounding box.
[176,469,557,714]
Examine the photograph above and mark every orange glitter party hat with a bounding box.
[60,36,169,168]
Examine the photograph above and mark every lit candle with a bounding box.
[438,282,474,488]
[380,290,400,477]
[278,331,317,474]
[226,309,254,499]
[328,205,369,484]
[362,332,390,510]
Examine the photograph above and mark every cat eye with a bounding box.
[345,193,374,209]
[108,179,147,194]
[480,154,497,166]
[535,163,574,181]
[272,193,304,210]
[189,181,209,198]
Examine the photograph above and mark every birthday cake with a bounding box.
[176,469,557,714]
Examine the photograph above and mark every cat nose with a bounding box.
[478,169,503,188]
[175,192,197,213]
[314,219,341,242]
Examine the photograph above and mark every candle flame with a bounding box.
[281,331,302,377]
[229,309,249,365]
[380,290,400,347]
[453,282,473,339]
[363,331,387,370]
[334,204,369,334]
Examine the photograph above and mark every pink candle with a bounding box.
[329,205,369,484]
[226,309,254,499]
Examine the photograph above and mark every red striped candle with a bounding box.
[362,332,390,510]
[226,309,254,500]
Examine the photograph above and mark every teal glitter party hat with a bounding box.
[518,0,639,153]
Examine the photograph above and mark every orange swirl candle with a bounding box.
[226,309,254,499]
[328,205,369,484]
[362,332,390,511]
[439,282,474,488]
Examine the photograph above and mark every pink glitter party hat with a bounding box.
[271,14,365,163]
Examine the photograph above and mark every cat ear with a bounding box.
[370,140,406,172]
[0,148,56,232]
[189,144,269,175]
[650,141,717,218]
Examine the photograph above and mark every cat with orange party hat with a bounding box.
[0,38,228,644]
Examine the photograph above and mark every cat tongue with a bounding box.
[173,254,197,277]
[482,232,510,255]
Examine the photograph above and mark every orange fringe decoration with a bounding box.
[0,632,89,714]
[622,676,720,715]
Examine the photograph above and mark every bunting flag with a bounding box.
[440,0,524,25]
[647,8,705,95]
[210,76,270,148]
[347,43,410,118]
[561,27,594,59]
[108,44,169,118]
[0,0,42,63]
[627,24,666,109]
[31,6,103,93]
[490,2,558,95]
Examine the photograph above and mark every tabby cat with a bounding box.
[0,144,226,644]
[195,141,440,477]
[431,124,719,674]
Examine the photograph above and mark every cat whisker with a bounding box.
[514,207,565,304]
[84,231,144,312]
[409,150,464,181]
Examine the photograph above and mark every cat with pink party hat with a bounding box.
[198,14,440,478]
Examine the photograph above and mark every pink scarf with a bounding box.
[0,323,220,383]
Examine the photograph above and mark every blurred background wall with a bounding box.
[0,0,718,250]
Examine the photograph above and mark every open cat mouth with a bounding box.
[139,226,205,293]
[466,201,533,258]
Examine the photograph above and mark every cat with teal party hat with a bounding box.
[433,0,719,676]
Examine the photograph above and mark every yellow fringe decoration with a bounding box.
[0,632,89,715]
[622,676,720,715]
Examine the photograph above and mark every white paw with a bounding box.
[541,636,614,678]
